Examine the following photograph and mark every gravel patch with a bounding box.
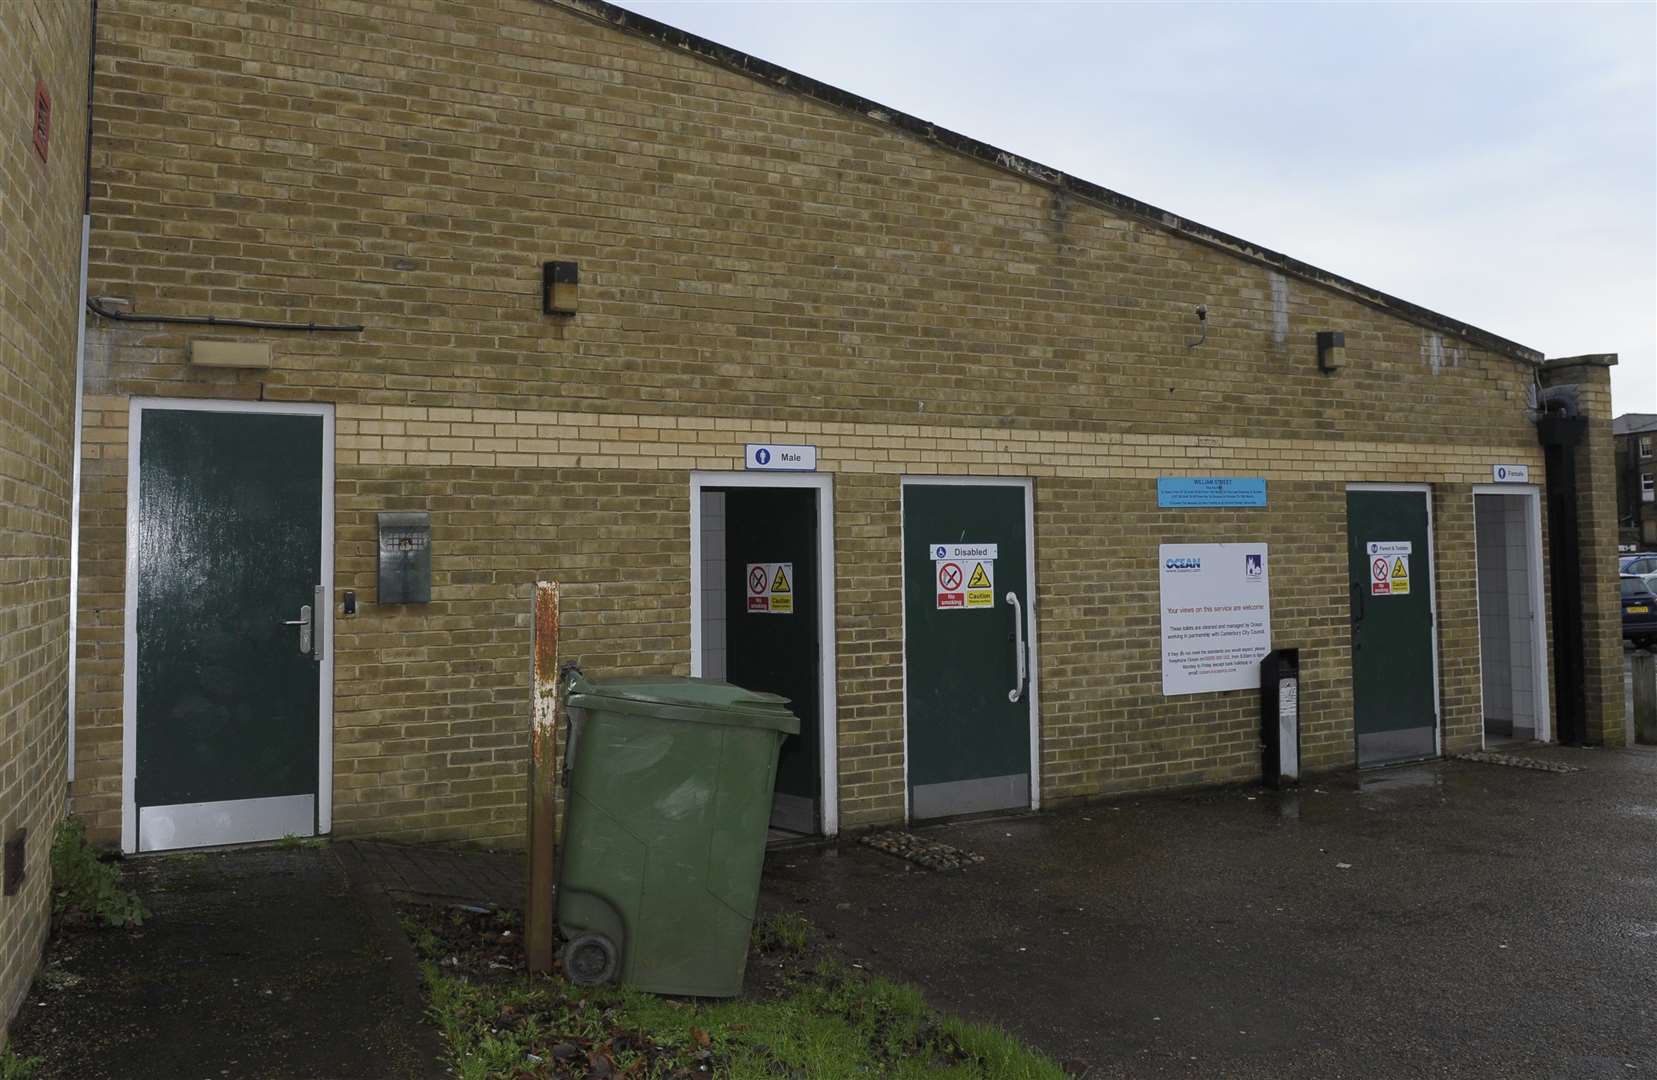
[859,830,986,871]
[1453,751,1584,774]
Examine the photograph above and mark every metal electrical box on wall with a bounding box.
[377,512,432,604]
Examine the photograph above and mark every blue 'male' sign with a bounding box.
[1157,477,1267,508]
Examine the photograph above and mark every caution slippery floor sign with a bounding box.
[964,560,994,608]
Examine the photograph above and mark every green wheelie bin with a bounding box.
[556,672,799,997]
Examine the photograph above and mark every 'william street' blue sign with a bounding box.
[1157,477,1267,508]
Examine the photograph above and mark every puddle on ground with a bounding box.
[1358,767,1443,794]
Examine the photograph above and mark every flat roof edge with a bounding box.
[1541,354,1618,370]
[552,0,1545,366]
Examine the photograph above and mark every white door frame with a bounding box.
[1345,483,1442,758]
[1471,485,1551,745]
[689,471,838,838]
[122,397,335,853]
[898,475,1040,820]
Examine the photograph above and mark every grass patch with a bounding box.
[0,1046,44,1080]
[751,910,811,954]
[49,816,146,928]
[404,905,1064,1079]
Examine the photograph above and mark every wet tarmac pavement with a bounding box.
[761,745,1657,1078]
[10,846,445,1080]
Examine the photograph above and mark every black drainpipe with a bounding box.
[84,0,97,213]
[1539,413,1588,745]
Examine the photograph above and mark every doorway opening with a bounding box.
[690,473,837,839]
[1473,488,1550,746]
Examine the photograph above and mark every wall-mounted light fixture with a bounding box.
[1185,305,1208,349]
[543,261,579,316]
[1316,331,1346,372]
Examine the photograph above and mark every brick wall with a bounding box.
[74,0,1599,845]
[1539,357,1623,746]
[0,0,89,1041]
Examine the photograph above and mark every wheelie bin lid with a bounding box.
[565,673,801,735]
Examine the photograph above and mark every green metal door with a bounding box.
[133,407,325,851]
[723,488,819,833]
[1346,489,1437,765]
[903,482,1032,819]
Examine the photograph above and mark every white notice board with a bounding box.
[1159,543,1272,695]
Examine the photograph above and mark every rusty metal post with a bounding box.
[527,581,559,974]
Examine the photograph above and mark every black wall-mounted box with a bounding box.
[1260,648,1301,789]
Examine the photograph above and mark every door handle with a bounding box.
[282,604,313,655]
[1006,591,1027,703]
[313,585,326,662]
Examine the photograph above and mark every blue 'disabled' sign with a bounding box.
[1157,476,1267,508]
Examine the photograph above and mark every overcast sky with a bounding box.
[624,0,1656,415]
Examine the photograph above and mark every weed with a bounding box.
[49,817,146,928]
[752,910,812,954]
[0,1046,44,1080]
[276,833,302,849]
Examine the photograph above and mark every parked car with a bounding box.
[1623,553,1657,595]
[1621,574,1657,650]
[1620,552,1657,575]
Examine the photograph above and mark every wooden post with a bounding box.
[1634,650,1657,746]
[527,580,559,974]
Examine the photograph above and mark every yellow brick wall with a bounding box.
[0,0,89,1041]
[73,0,1595,845]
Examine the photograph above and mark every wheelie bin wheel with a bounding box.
[562,933,619,986]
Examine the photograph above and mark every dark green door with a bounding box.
[134,407,325,851]
[903,482,1032,819]
[1346,489,1436,765]
[724,489,819,833]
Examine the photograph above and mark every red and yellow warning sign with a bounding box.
[746,562,793,614]
[965,560,994,608]
[770,564,793,612]
[1388,555,1410,595]
[936,557,995,609]
[1370,553,1410,596]
[936,561,964,609]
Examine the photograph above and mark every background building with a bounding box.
[66,0,1624,856]
[1613,413,1657,549]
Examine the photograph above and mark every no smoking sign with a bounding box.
[936,561,964,608]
